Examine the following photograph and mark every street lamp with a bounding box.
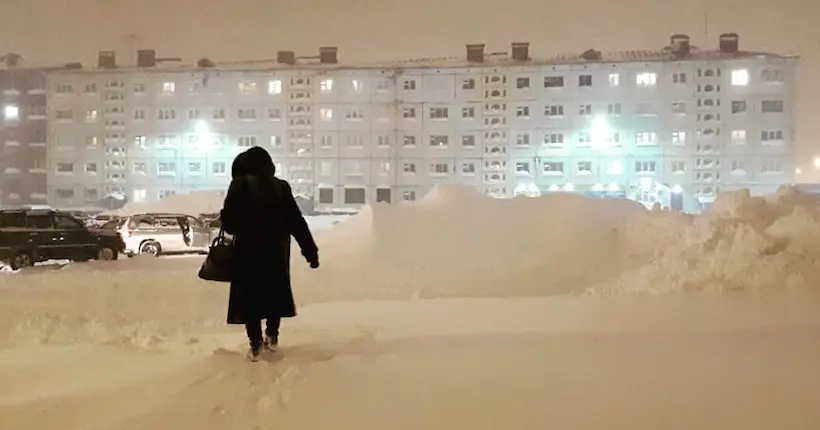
[3,104,19,120]
[590,116,610,148]
[193,120,215,153]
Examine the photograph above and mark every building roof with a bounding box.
[32,45,799,75]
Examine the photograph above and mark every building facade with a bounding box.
[44,34,796,213]
[1,56,49,207]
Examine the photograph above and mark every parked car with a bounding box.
[0,208,126,270]
[104,213,212,256]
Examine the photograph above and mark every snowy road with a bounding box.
[1,296,820,430]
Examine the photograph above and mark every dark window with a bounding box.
[375,188,392,203]
[344,188,366,204]
[53,214,83,229]
[100,220,121,230]
[318,188,334,204]
[26,213,53,229]
[155,217,180,227]
[579,75,592,86]
[0,212,26,228]
[544,76,564,88]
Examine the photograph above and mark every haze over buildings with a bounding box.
[32,33,793,213]
[0,0,814,210]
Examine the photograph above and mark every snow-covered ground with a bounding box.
[2,184,820,429]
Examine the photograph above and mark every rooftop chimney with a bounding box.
[719,33,739,53]
[2,53,22,67]
[319,46,338,64]
[137,49,156,68]
[277,51,296,65]
[466,44,485,63]
[670,34,691,57]
[580,49,602,61]
[98,51,116,69]
[197,58,216,68]
[511,42,530,61]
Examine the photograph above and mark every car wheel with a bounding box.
[140,241,161,256]
[98,247,118,261]
[10,252,33,270]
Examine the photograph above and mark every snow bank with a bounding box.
[593,186,820,294]
[106,191,225,216]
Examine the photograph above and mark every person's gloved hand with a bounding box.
[303,250,319,269]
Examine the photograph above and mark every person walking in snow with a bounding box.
[221,147,320,361]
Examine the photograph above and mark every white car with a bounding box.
[103,213,212,256]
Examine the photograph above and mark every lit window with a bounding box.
[85,110,99,122]
[3,104,19,120]
[731,69,749,86]
[268,80,282,94]
[608,73,620,87]
[671,131,686,144]
[319,108,333,120]
[238,82,257,93]
[132,189,147,203]
[351,80,362,92]
[731,129,746,142]
[636,72,657,87]
[134,135,147,148]
[162,82,175,93]
[320,79,333,93]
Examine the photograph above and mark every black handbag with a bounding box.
[198,228,235,282]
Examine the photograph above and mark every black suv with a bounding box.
[0,209,126,270]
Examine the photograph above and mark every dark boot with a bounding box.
[245,321,264,361]
[264,317,281,351]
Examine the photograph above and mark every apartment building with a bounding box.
[0,54,49,207]
[44,34,796,213]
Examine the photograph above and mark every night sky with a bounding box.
[2,0,816,173]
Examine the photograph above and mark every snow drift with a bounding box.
[594,187,820,294]
[106,191,225,216]
[2,184,820,348]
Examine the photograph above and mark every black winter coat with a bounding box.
[220,175,318,324]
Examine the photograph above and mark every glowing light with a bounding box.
[563,183,574,191]
[3,104,19,120]
[590,116,610,147]
[671,184,684,194]
[592,183,604,191]
[192,120,214,152]
[814,157,820,169]
[796,168,802,175]
[194,120,209,135]
[607,183,620,192]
